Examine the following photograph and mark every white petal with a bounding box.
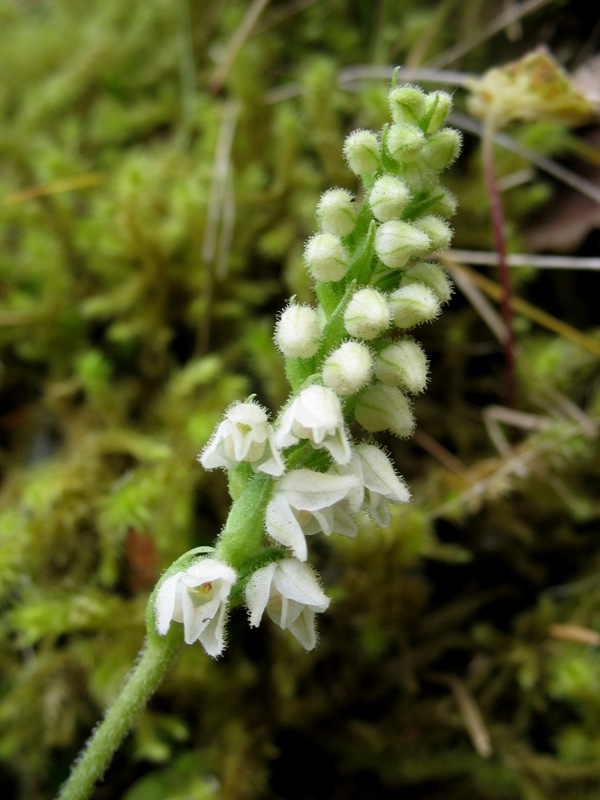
[274,560,330,611]
[199,426,229,470]
[311,503,358,538]
[255,438,286,477]
[198,601,229,657]
[358,444,410,503]
[286,608,318,650]
[265,494,309,561]
[245,562,277,627]
[154,573,181,634]
[277,469,359,512]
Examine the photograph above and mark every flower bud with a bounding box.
[428,188,458,218]
[369,175,411,222]
[386,123,425,163]
[402,261,453,304]
[400,161,436,194]
[316,188,357,237]
[388,85,426,125]
[421,128,462,171]
[375,220,431,269]
[343,130,380,175]
[304,233,349,282]
[423,91,453,133]
[414,215,453,252]
[322,342,373,397]
[343,287,391,340]
[389,284,441,328]
[375,340,429,394]
[354,384,415,438]
[275,304,322,358]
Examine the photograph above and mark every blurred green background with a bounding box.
[1,1,600,798]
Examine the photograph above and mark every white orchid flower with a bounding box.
[200,401,284,477]
[337,443,410,526]
[274,385,352,465]
[265,468,360,560]
[246,559,330,650]
[155,558,237,657]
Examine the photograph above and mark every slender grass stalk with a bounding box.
[481,117,516,408]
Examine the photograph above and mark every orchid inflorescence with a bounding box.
[154,81,461,657]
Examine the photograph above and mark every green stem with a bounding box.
[215,472,273,568]
[56,626,183,800]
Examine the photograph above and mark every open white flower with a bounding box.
[337,443,410,526]
[155,558,237,657]
[200,401,284,477]
[265,468,360,560]
[274,385,352,465]
[246,559,330,650]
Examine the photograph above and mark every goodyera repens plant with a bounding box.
[58,80,461,800]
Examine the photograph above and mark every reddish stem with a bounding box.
[482,120,516,408]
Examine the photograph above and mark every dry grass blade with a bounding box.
[451,111,600,206]
[449,249,600,271]
[427,0,556,69]
[548,624,600,646]
[429,419,595,520]
[442,257,600,358]
[4,174,105,204]
[428,673,493,757]
[209,0,271,93]
[449,252,506,343]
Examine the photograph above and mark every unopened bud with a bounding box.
[386,123,425,163]
[414,215,453,252]
[421,128,462,171]
[401,161,435,194]
[389,284,441,328]
[375,340,429,394]
[423,91,453,134]
[304,233,349,282]
[375,220,431,269]
[388,85,426,125]
[369,176,411,222]
[275,305,322,358]
[322,342,373,397]
[428,188,458,218]
[343,287,391,340]
[354,384,416,438]
[402,262,453,304]
[317,189,357,237]
[343,130,380,175]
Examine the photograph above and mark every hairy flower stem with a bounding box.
[56,626,183,800]
[482,119,516,409]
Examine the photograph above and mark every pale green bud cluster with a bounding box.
[285,79,460,441]
[316,189,357,237]
[275,304,322,359]
[343,129,381,175]
[304,232,349,282]
[369,176,411,222]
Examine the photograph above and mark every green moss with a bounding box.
[1,1,599,798]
